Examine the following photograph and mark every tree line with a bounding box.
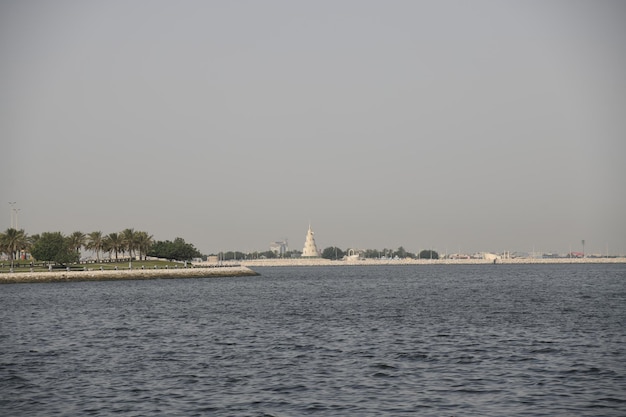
[2,227,438,268]
[0,228,203,268]
[320,246,439,260]
[218,247,439,261]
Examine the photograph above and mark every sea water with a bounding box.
[1,264,625,416]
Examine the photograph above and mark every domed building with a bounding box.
[301,224,319,257]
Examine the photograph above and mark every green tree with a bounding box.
[29,234,41,247]
[394,246,413,259]
[30,232,78,266]
[222,251,246,260]
[147,237,202,261]
[121,228,137,259]
[148,240,172,260]
[0,232,7,262]
[418,249,439,259]
[321,246,344,260]
[0,228,29,269]
[172,237,202,261]
[259,250,277,259]
[103,232,123,261]
[363,249,382,259]
[68,231,86,259]
[86,231,104,262]
[135,231,153,261]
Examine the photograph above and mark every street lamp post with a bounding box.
[8,202,16,228]
[13,208,20,230]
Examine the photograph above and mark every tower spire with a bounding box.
[302,223,319,257]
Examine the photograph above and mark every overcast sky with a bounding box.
[2,1,625,256]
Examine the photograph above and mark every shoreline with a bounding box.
[2,257,624,284]
[230,257,626,267]
[0,265,258,284]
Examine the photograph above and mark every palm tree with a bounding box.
[135,231,153,260]
[86,231,104,262]
[103,232,123,261]
[1,228,29,270]
[0,231,7,263]
[102,235,112,260]
[68,231,86,261]
[121,228,137,260]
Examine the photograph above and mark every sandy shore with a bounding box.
[0,265,258,284]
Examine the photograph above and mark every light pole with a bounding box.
[8,202,16,228]
[13,208,20,230]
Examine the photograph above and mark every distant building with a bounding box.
[270,240,288,257]
[447,253,470,260]
[301,224,320,257]
[345,248,362,261]
[482,252,500,261]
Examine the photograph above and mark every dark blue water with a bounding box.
[1,264,625,416]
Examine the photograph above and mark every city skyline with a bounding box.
[0,210,618,258]
[2,1,625,257]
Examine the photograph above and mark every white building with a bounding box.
[301,224,319,257]
[270,240,288,256]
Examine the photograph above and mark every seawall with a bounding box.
[0,265,258,284]
[223,257,626,267]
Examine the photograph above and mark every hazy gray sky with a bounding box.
[2,1,625,256]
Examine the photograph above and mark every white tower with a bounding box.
[302,224,319,257]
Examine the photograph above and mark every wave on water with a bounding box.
[1,264,625,416]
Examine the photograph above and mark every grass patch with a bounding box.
[0,259,192,273]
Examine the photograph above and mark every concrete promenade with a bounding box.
[226,257,626,267]
[0,265,258,284]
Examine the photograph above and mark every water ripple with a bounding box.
[1,264,625,416]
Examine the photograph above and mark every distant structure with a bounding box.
[301,224,319,257]
[345,248,361,261]
[482,252,501,262]
[270,240,288,257]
